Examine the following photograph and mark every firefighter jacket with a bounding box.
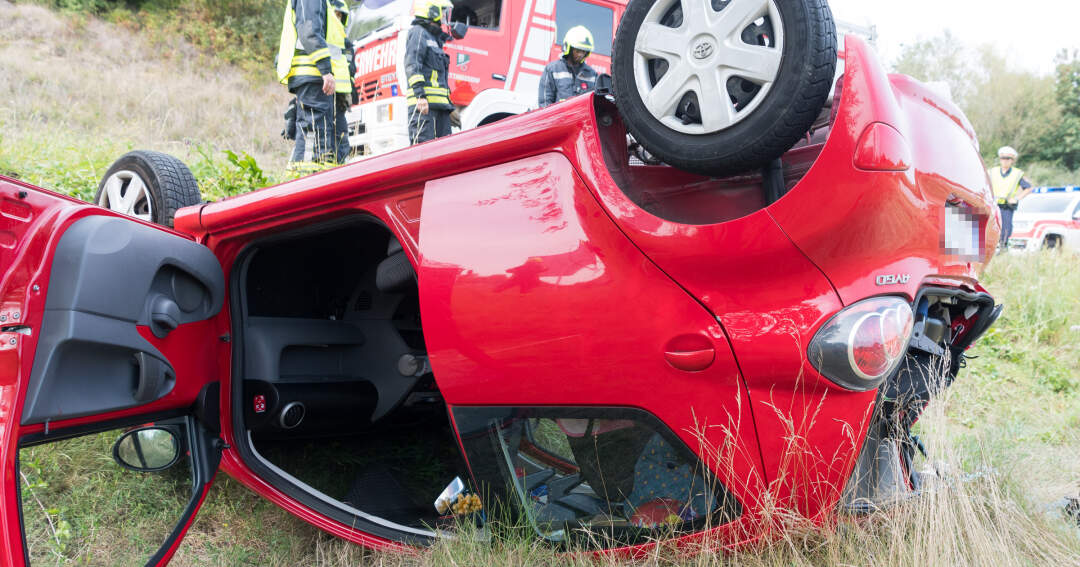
[405,20,453,110]
[538,57,597,107]
[276,0,353,95]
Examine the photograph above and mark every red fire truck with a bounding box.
[346,0,625,155]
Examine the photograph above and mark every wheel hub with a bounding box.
[691,36,716,61]
[632,0,785,135]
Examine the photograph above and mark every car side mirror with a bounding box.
[595,73,613,96]
[112,426,181,472]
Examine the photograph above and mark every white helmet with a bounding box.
[997,146,1018,159]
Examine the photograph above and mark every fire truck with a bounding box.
[346,0,626,156]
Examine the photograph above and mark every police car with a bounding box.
[1009,186,1080,252]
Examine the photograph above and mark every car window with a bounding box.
[349,0,411,40]
[451,0,502,29]
[555,0,614,56]
[1017,193,1077,214]
[19,426,193,565]
[452,407,741,547]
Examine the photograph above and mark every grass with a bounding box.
[0,1,291,203]
[4,2,1080,565]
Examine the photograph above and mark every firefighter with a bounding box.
[538,25,598,108]
[989,145,1035,249]
[405,0,455,145]
[276,0,354,173]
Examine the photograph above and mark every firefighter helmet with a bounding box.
[413,0,452,22]
[562,25,595,57]
[330,0,349,25]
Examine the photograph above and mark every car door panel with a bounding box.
[22,215,224,424]
[0,178,225,567]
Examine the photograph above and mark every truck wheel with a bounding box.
[95,151,202,227]
[613,0,836,176]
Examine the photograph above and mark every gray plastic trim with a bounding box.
[21,216,224,425]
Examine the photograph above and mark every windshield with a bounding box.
[1018,193,1078,214]
[348,0,410,41]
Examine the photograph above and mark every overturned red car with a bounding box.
[0,34,1000,564]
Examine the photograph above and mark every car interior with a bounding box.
[594,91,833,225]
[232,218,468,534]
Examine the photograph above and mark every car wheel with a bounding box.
[612,0,836,176]
[1043,235,1061,250]
[95,151,202,227]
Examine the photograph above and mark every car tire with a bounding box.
[95,151,202,227]
[612,0,836,176]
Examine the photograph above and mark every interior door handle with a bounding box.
[150,295,181,338]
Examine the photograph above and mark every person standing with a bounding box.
[538,26,598,108]
[276,0,354,172]
[405,0,455,145]
[988,146,1035,250]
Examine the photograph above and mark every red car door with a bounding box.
[416,152,766,547]
[0,177,225,566]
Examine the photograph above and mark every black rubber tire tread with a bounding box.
[94,150,202,227]
[612,0,837,177]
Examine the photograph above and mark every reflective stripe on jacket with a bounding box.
[538,57,597,107]
[277,0,352,94]
[989,166,1025,204]
[404,22,453,109]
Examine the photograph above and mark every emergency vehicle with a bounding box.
[345,0,625,155]
[1009,186,1080,252]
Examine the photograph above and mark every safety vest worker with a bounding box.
[538,26,598,108]
[405,0,466,145]
[277,0,354,171]
[988,145,1035,249]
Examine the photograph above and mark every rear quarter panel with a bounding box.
[769,37,999,305]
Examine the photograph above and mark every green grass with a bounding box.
[0,2,292,203]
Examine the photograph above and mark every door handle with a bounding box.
[663,348,715,372]
[663,334,716,372]
[150,295,181,338]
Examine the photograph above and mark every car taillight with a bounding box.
[809,297,914,391]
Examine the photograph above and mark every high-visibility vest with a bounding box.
[276,0,352,95]
[989,166,1024,204]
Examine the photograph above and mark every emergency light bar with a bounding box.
[1032,186,1079,193]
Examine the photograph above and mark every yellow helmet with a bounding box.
[413,0,452,22]
[330,0,350,25]
[562,25,594,57]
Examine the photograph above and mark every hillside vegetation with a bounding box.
[0,1,290,202]
[4,3,1080,566]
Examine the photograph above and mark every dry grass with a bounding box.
[0,1,292,200]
